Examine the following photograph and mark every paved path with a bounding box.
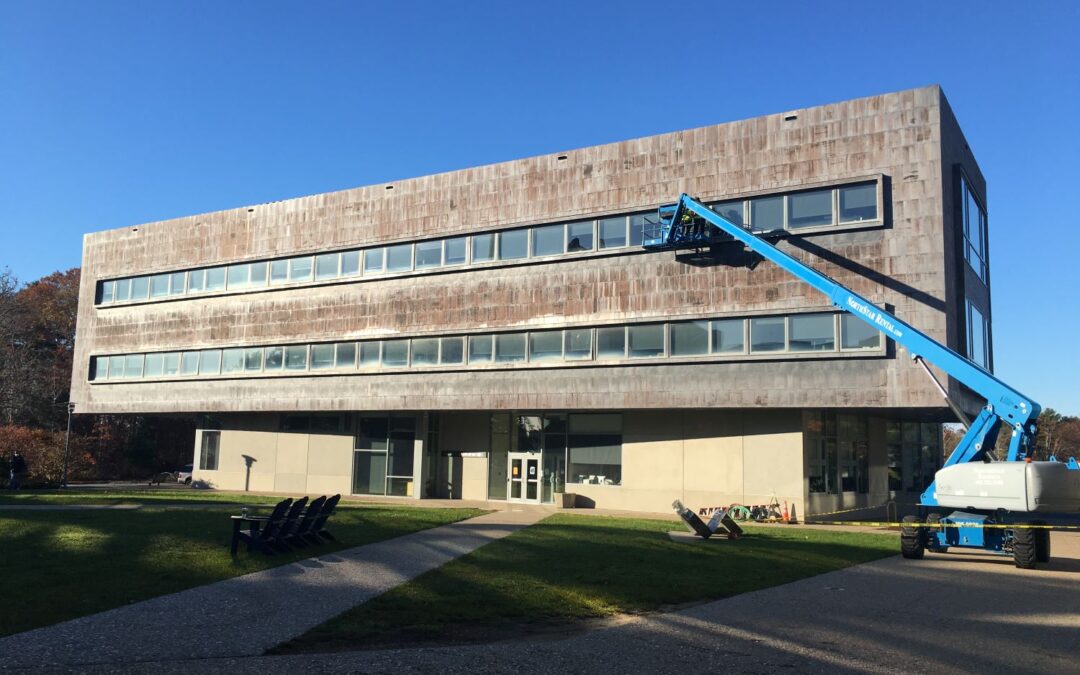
[0,509,546,671]
[38,531,1080,675]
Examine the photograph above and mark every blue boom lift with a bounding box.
[645,194,1080,568]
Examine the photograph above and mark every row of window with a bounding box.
[94,180,882,306]
[960,175,989,284]
[89,312,883,382]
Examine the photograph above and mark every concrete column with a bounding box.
[413,413,428,499]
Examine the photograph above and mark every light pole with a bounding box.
[62,401,75,488]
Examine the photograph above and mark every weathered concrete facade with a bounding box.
[71,85,987,514]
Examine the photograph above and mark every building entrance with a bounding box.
[507,452,541,504]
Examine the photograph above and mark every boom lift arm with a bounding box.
[644,194,1045,508]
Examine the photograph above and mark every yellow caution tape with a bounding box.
[803,502,893,519]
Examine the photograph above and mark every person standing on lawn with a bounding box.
[9,451,27,490]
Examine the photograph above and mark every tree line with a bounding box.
[1,268,193,486]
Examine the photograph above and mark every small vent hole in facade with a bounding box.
[784,114,798,122]
[557,154,567,161]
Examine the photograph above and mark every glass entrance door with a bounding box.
[508,452,541,504]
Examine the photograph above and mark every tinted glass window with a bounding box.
[206,267,226,291]
[244,348,263,371]
[628,324,664,358]
[364,248,385,274]
[359,342,381,367]
[130,276,149,300]
[335,342,356,367]
[341,251,361,277]
[284,345,308,370]
[750,317,785,352]
[412,338,439,365]
[249,262,267,286]
[144,353,164,377]
[99,280,115,304]
[445,237,467,265]
[221,348,245,373]
[713,201,744,227]
[841,314,880,349]
[670,321,708,356]
[150,274,170,298]
[289,257,313,281]
[532,224,564,257]
[181,352,200,375]
[789,313,835,351]
[264,347,283,370]
[114,278,131,301]
[564,328,592,360]
[495,333,526,362]
[315,253,340,279]
[269,259,289,284]
[440,337,464,364]
[711,319,745,353]
[387,244,413,272]
[382,339,409,366]
[596,326,626,358]
[598,217,626,249]
[788,189,833,229]
[567,221,593,252]
[468,335,493,363]
[471,233,495,263]
[188,270,207,293]
[227,265,249,289]
[199,350,221,375]
[750,196,784,230]
[529,330,562,362]
[839,183,877,222]
[310,344,335,369]
[499,230,528,260]
[415,241,442,269]
[169,272,186,295]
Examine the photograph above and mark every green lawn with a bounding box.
[0,487,308,507]
[0,500,485,637]
[275,513,898,653]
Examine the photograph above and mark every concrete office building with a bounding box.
[70,85,993,517]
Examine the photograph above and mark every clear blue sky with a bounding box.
[1,1,1077,414]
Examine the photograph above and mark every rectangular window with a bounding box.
[199,349,221,375]
[124,354,144,378]
[967,301,988,368]
[713,200,744,227]
[627,324,664,358]
[440,337,464,364]
[335,342,356,368]
[471,233,495,263]
[163,352,181,375]
[99,280,115,304]
[750,195,784,231]
[598,216,626,249]
[670,320,708,356]
[221,348,245,373]
[386,244,413,272]
[244,348,263,372]
[150,274,170,298]
[787,189,833,229]
[495,333,526,362]
[144,353,164,377]
[567,413,622,486]
[596,326,626,359]
[468,335,493,363]
[498,230,528,260]
[315,253,340,280]
[529,330,563,362]
[205,267,226,291]
[341,250,361,277]
[532,224,564,257]
[187,269,206,293]
[169,271,186,295]
[415,240,442,269]
[364,248,385,274]
[629,213,655,247]
[90,356,105,380]
[566,221,594,252]
[839,183,877,222]
[180,351,200,375]
[310,344,335,369]
[382,339,409,367]
[962,176,989,283]
[130,276,149,300]
[841,314,881,350]
[284,345,308,370]
[750,317,785,353]
[289,257,313,282]
[114,278,131,302]
[108,355,125,379]
[444,237,467,266]
[249,262,267,286]
[269,259,289,284]
[411,338,439,366]
[711,318,745,354]
[564,328,593,360]
[788,313,836,352]
[226,264,249,289]
[264,346,284,370]
[359,342,381,367]
[199,431,220,471]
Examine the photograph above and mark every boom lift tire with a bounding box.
[1012,524,1038,569]
[900,515,926,559]
[1032,520,1051,563]
[925,513,947,553]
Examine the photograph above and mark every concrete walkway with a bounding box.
[45,531,1080,675]
[0,508,546,671]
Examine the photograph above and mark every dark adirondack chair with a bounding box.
[307,494,341,544]
[285,495,326,548]
[234,498,291,555]
[271,496,308,552]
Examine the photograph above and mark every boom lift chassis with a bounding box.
[645,195,1079,568]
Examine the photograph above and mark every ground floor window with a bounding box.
[805,411,867,494]
[198,431,220,471]
[887,421,942,492]
[352,414,415,496]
